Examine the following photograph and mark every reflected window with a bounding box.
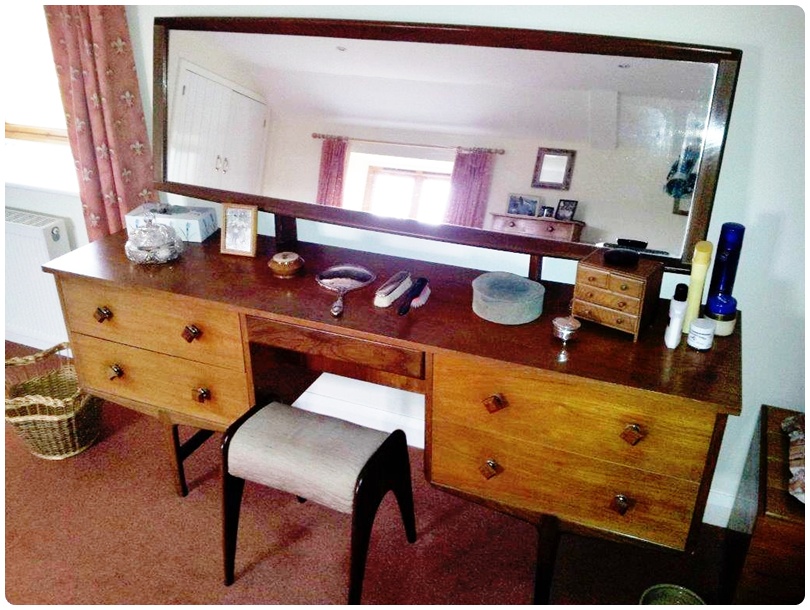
[364,167,450,223]
[344,151,453,223]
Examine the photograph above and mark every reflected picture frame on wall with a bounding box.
[221,203,258,256]
[507,193,540,217]
[555,199,578,221]
[532,148,576,190]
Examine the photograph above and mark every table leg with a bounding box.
[533,515,561,604]
[165,424,215,497]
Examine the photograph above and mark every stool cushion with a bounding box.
[227,402,389,513]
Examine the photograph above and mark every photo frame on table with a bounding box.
[555,199,579,221]
[507,193,540,217]
[221,203,258,256]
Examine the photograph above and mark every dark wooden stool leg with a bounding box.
[222,471,246,586]
[349,430,417,604]
[388,430,417,543]
[533,515,560,604]
[349,494,377,605]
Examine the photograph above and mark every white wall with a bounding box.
[10,5,803,531]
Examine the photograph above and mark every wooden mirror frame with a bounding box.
[152,17,742,272]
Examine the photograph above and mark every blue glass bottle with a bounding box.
[705,222,745,336]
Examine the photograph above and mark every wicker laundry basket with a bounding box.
[5,342,103,460]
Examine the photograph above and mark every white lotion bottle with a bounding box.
[665,283,689,349]
[682,241,713,334]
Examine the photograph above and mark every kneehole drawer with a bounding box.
[246,316,425,380]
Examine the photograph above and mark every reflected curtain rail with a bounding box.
[311,133,505,155]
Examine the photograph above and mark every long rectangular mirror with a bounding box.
[153,17,741,270]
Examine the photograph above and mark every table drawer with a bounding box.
[60,277,244,370]
[572,300,639,334]
[432,353,715,481]
[573,283,641,315]
[491,215,578,241]
[71,334,250,428]
[247,316,425,380]
[432,419,698,550]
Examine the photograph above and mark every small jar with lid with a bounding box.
[687,318,717,351]
[268,251,305,278]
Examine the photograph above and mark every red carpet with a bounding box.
[5,401,539,604]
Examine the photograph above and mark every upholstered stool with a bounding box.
[221,401,417,604]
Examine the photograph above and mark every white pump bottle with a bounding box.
[665,283,689,349]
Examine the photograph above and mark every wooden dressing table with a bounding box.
[44,231,741,601]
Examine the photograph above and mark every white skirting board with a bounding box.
[292,373,425,449]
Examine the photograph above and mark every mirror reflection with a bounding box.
[161,25,731,261]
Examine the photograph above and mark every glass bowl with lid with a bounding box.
[125,218,184,264]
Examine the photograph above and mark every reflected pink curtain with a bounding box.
[315,137,348,207]
[444,149,495,228]
[45,6,154,241]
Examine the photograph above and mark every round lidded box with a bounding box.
[269,251,305,278]
[471,271,545,325]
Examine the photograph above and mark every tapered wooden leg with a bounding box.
[166,424,189,497]
[349,498,376,605]
[533,515,560,604]
[165,424,215,497]
[389,431,417,543]
[349,429,417,604]
[222,472,246,586]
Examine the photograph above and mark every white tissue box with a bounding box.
[125,204,218,242]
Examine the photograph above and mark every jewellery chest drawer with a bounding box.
[430,352,717,549]
[572,249,663,341]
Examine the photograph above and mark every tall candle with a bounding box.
[682,241,713,334]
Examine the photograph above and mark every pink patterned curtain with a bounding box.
[45,5,154,241]
[444,149,495,228]
[315,137,348,207]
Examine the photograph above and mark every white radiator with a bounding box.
[5,208,72,348]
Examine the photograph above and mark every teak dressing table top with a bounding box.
[44,231,741,414]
